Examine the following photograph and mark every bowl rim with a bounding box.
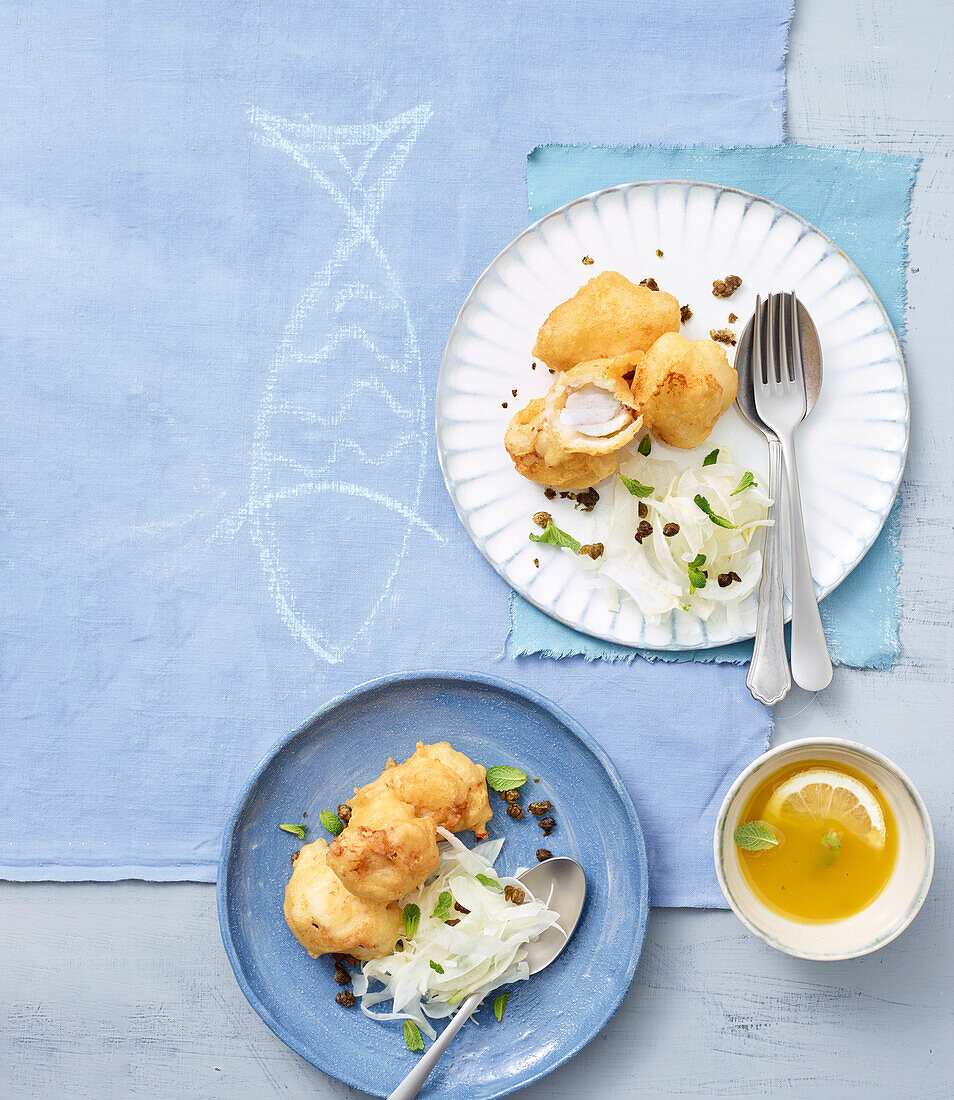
[713,736,935,961]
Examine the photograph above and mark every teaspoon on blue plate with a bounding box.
[387,857,586,1100]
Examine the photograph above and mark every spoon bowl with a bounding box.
[519,856,587,974]
[736,298,822,426]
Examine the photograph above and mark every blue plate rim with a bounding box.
[217,668,650,1099]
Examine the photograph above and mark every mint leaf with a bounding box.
[821,831,841,852]
[637,435,652,456]
[429,960,444,974]
[686,553,707,590]
[402,904,421,939]
[694,493,735,529]
[731,472,757,496]
[702,448,719,466]
[620,473,654,498]
[404,1020,425,1052]
[486,765,528,792]
[493,992,510,1022]
[279,823,306,840]
[734,821,780,851]
[687,565,707,590]
[476,873,503,891]
[820,830,841,866]
[529,520,580,554]
[319,810,344,836]
[431,891,454,921]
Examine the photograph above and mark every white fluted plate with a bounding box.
[436,181,908,650]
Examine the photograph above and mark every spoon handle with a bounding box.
[778,428,833,691]
[387,992,483,1100]
[746,438,791,705]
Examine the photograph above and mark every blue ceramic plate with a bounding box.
[217,671,649,1099]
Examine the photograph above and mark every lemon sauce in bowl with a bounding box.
[715,738,933,960]
[735,759,898,923]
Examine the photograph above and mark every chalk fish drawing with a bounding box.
[235,104,441,664]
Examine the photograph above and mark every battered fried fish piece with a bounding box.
[345,741,493,839]
[533,271,681,371]
[505,399,617,490]
[372,752,468,833]
[543,354,642,455]
[505,352,642,489]
[630,332,739,449]
[327,787,440,904]
[283,838,402,960]
[402,741,493,839]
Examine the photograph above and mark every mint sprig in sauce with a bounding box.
[734,821,780,851]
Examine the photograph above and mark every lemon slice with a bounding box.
[764,768,886,849]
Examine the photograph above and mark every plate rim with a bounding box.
[435,178,910,651]
[216,669,651,1099]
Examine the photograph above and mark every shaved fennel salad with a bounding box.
[531,442,773,635]
[352,829,561,1040]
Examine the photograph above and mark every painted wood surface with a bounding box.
[2,0,952,1095]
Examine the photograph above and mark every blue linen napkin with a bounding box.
[511,143,916,670]
[0,0,792,905]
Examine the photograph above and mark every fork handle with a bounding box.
[777,429,833,691]
[746,438,791,705]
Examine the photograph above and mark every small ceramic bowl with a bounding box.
[714,738,934,960]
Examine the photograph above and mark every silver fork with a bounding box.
[752,292,833,692]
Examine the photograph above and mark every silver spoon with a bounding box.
[387,857,587,1100]
[734,297,822,705]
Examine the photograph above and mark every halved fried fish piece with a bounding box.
[543,353,643,455]
[505,399,617,490]
[505,352,642,489]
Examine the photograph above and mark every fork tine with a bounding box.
[774,293,787,386]
[789,291,806,394]
[765,293,778,385]
[784,292,796,383]
[752,293,764,385]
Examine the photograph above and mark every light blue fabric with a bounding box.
[511,143,915,670]
[0,0,791,904]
